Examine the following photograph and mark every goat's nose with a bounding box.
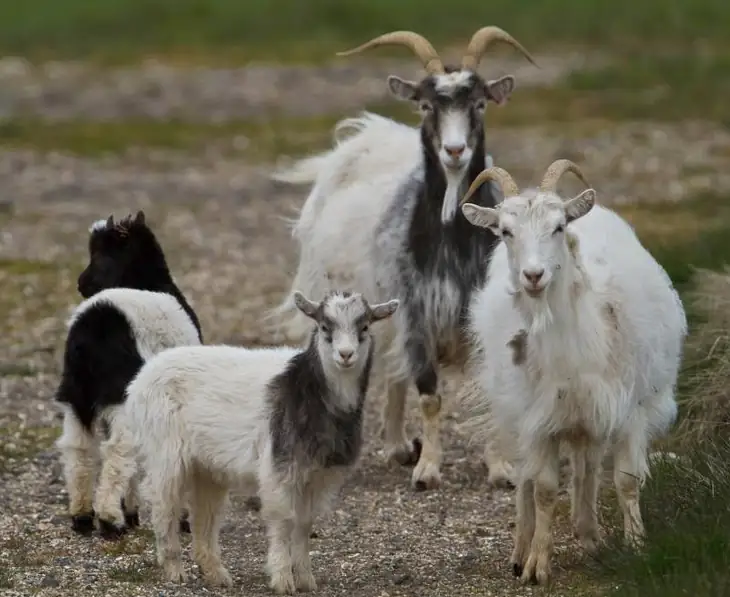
[444,144,466,158]
[338,349,354,362]
[523,268,545,285]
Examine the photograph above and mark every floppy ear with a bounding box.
[461,203,499,232]
[293,291,320,319]
[564,189,596,223]
[485,75,515,106]
[387,76,419,101]
[370,299,399,322]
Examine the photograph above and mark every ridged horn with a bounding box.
[539,159,590,193]
[461,26,538,71]
[336,31,444,74]
[460,166,520,205]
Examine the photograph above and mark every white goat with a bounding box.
[125,291,398,593]
[270,27,537,491]
[461,160,687,584]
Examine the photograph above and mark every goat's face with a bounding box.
[78,210,166,298]
[462,189,596,297]
[388,70,515,174]
[294,290,399,372]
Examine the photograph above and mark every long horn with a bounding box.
[337,31,444,74]
[461,26,538,71]
[539,159,590,192]
[460,166,520,205]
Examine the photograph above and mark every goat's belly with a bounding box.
[532,374,633,441]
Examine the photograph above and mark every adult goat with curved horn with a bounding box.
[269,25,539,493]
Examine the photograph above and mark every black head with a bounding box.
[77,211,172,298]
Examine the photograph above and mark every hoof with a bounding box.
[411,456,442,491]
[71,512,95,536]
[387,438,422,467]
[98,518,127,540]
[124,511,140,529]
[512,563,522,578]
[309,530,319,539]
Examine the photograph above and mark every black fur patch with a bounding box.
[267,329,374,470]
[55,302,144,431]
[78,213,203,343]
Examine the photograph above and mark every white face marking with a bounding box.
[496,193,569,297]
[320,294,370,371]
[433,71,473,92]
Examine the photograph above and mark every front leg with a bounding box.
[521,439,560,585]
[411,355,443,492]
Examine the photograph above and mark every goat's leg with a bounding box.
[57,409,98,535]
[483,425,516,488]
[291,491,316,592]
[190,468,232,587]
[94,413,137,539]
[264,517,296,595]
[122,471,141,529]
[510,477,535,576]
[381,377,419,466]
[571,441,604,552]
[612,430,648,548]
[146,464,187,582]
[521,439,560,585]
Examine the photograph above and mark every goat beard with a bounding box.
[441,166,468,223]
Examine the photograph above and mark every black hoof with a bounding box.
[98,518,127,540]
[530,575,539,586]
[245,496,262,512]
[414,480,428,492]
[179,518,191,534]
[71,513,95,536]
[512,563,522,578]
[124,511,140,529]
[309,531,319,539]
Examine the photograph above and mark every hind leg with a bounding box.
[190,467,232,587]
[94,411,137,539]
[57,408,98,535]
[612,428,648,548]
[382,378,420,466]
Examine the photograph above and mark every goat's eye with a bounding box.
[419,101,432,113]
[361,325,369,335]
[553,224,565,235]
[475,99,487,112]
[501,228,512,238]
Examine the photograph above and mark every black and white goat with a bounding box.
[124,291,398,592]
[55,211,202,538]
[270,27,537,490]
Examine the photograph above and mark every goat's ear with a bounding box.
[370,299,399,322]
[564,189,596,223]
[106,215,115,228]
[293,291,320,319]
[134,210,146,225]
[485,75,515,106]
[461,203,499,231]
[387,76,419,101]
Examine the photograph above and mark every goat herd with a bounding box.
[51,25,688,594]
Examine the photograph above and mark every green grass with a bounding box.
[0,0,728,64]
[593,440,730,597]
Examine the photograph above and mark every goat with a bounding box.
[55,211,202,538]
[269,26,537,490]
[461,160,687,584]
[124,290,398,593]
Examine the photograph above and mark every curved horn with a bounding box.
[337,31,444,74]
[539,159,590,193]
[460,166,520,205]
[461,26,538,71]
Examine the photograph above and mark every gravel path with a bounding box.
[0,53,727,596]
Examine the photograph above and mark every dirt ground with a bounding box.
[1,53,729,597]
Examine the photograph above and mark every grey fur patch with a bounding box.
[507,329,528,365]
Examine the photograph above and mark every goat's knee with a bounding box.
[411,391,442,491]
